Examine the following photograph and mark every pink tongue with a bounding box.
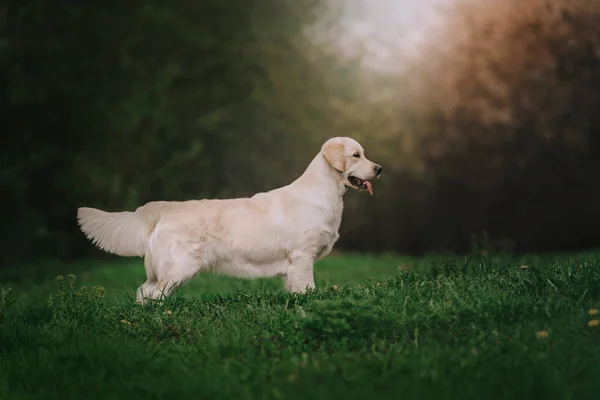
[365,180,373,195]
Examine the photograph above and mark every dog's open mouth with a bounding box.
[348,176,373,195]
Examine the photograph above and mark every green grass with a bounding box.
[1,251,599,400]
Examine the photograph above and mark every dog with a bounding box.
[77,137,382,303]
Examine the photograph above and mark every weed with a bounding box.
[0,286,15,322]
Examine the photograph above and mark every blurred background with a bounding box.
[3,0,600,267]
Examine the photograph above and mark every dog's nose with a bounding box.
[374,164,382,176]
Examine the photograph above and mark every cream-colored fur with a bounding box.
[77,137,382,303]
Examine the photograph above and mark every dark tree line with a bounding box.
[3,0,600,266]
[3,0,331,265]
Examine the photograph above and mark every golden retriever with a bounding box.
[77,137,382,303]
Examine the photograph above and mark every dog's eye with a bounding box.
[353,153,360,158]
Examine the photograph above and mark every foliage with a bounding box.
[405,0,600,252]
[1,252,599,399]
[3,0,333,264]
[4,0,600,264]
[323,0,600,255]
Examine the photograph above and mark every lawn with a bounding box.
[1,251,599,400]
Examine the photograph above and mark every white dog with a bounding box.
[77,137,382,303]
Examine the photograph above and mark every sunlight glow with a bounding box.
[312,0,451,73]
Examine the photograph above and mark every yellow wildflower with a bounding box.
[535,330,549,339]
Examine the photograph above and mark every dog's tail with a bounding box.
[77,207,151,257]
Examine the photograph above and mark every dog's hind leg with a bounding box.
[144,241,204,302]
[136,253,158,304]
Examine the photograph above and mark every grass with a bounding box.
[1,251,599,400]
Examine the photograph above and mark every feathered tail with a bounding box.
[77,207,150,257]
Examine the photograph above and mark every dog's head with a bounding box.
[321,137,382,195]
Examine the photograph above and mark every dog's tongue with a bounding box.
[365,180,373,195]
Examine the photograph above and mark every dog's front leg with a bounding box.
[285,252,316,293]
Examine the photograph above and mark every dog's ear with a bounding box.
[322,141,346,172]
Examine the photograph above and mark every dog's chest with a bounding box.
[325,197,344,232]
[306,200,343,247]
[301,195,342,228]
